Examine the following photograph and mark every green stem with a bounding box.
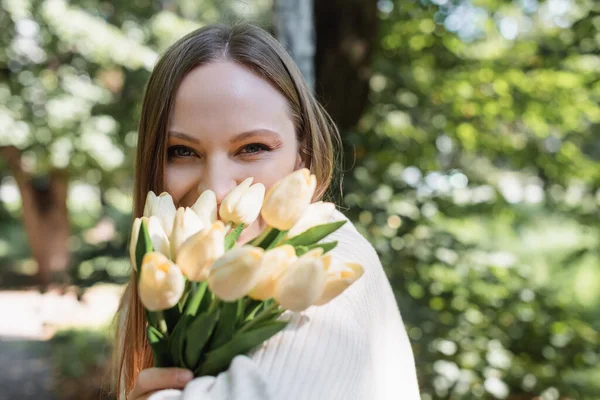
[238,302,280,333]
[250,226,273,247]
[266,229,289,250]
[156,310,168,337]
[209,297,221,313]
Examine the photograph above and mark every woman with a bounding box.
[116,23,420,400]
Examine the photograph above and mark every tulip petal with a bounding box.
[139,252,185,311]
[208,246,264,301]
[261,168,317,230]
[287,201,336,238]
[314,261,364,306]
[143,191,157,218]
[170,207,205,259]
[249,245,297,301]
[274,248,327,312]
[147,216,171,258]
[129,217,143,270]
[235,183,265,225]
[219,178,265,226]
[192,190,218,225]
[177,221,227,281]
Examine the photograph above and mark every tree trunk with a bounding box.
[1,146,70,289]
[314,0,378,130]
[273,0,315,92]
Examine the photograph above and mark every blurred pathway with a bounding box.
[0,285,123,399]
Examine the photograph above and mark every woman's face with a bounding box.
[165,60,303,242]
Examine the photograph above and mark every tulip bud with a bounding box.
[143,191,177,237]
[248,245,297,301]
[177,221,227,281]
[261,168,317,230]
[313,256,364,306]
[192,190,218,226]
[138,252,185,311]
[219,177,265,226]
[274,248,327,312]
[286,201,337,238]
[129,216,171,270]
[170,207,205,259]
[208,246,264,301]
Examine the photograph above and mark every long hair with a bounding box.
[114,22,342,396]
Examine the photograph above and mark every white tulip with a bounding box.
[219,177,265,226]
[191,190,218,226]
[313,255,364,306]
[129,216,171,270]
[261,169,317,230]
[274,248,328,312]
[177,221,227,282]
[248,245,297,301]
[208,246,265,301]
[143,191,177,237]
[286,201,337,238]
[138,252,185,311]
[170,207,205,259]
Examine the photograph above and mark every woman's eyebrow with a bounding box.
[230,129,282,143]
[168,129,282,144]
[168,130,201,144]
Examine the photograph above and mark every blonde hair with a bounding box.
[114,22,342,396]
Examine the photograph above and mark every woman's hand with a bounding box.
[128,367,193,400]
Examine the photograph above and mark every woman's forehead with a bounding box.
[169,61,294,142]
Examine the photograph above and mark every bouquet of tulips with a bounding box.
[130,169,364,376]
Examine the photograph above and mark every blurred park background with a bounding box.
[0,0,599,399]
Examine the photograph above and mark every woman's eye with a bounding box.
[167,145,196,159]
[240,143,271,155]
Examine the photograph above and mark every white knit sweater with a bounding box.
[149,210,421,400]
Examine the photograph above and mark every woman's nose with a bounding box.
[199,169,238,205]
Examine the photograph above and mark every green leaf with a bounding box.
[185,281,209,317]
[243,299,263,322]
[147,325,164,342]
[198,321,288,376]
[283,221,347,247]
[135,220,154,282]
[209,301,239,349]
[294,245,309,256]
[168,316,190,367]
[253,227,281,249]
[306,241,338,254]
[224,223,244,250]
[147,326,172,368]
[164,304,181,333]
[266,229,289,250]
[185,308,220,369]
[146,310,159,330]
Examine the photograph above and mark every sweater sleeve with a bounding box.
[149,212,420,400]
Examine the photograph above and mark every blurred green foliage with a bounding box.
[341,0,600,398]
[50,327,114,399]
[0,0,599,399]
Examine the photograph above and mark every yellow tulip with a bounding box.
[170,207,205,259]
[191,190,218,226]
[274,248,327,312]
[313,255,364,306]
[176,221,227,281]
[138,252,185,311]
[286,201,337,238]
[208,246,264,301]
[261,168,317,230]
[219,177,265,226]
[248,245,297,301]
[129,216,171,271]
